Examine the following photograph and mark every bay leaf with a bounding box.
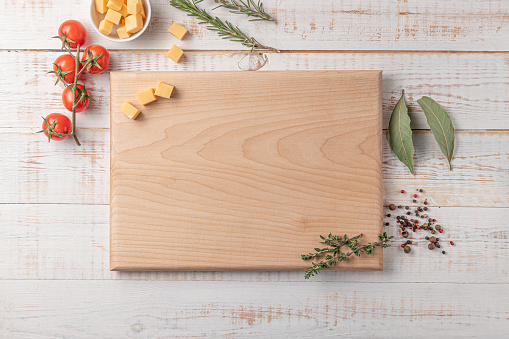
[388,92,415,174]
[417,96,455,170]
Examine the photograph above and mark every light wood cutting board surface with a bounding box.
[110,71,383,271]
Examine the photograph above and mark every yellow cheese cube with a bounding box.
[95,0,108,13]
[136,88,157,106]
[119,3,128,17]
[167,45,184,63]
[105,9,122,25]
[121,102,141,120]
[117,24,131,39]
[127,1,140,14]
[125,14,143,34]
[155,82,175,99]
[139,1,146,19]
[106,0,123,11]
[98,19,113,35]
[168,23,188,40]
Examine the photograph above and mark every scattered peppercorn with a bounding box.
[385,222,389,226]
[424,201,428,205]
[428,243,435,250]
[387,214,391,217]
[450,241,454,245]
[389,204,396,211]
[398,205,403,209]
[413,194,418,198]
[425,236,429,240]
[436,243,441,248]
[435,225,441,231]
[401,244,405,248]
[430,236,437,243]
[402,231,409,238]
[401,190,405,193]
[419,189,423,193]
[423,207,428,211]
[439,229,443,233]
[405,206,409,210]
[413,199,417,203]
[442,250,446,254]
[406,212,411,215]
[431,230,436,234]
[404,245,411,253]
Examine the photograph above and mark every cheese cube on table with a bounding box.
[106,0,123,11]
[117,25,131,39]
[121,102,141,120]
[127,1,140,14]
[105,9,122,25]
[125,14,143,34]
[119,3,128,17]
[99,19,113,35]
[167,45,184,63]
[155,82,174,99]
[168,23,188,40]
[136,89,157,106]
[95,0,108,13]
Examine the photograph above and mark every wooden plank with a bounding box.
[1,51,507,131]
[1,0,508,51]
[1,280,508,338]
[110,71,383,271]
[0,204,507,283]
[1,130,507,207]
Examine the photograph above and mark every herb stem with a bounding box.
[71,45,81,146]
[214,0,273,21]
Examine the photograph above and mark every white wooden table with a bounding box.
[1,1,508,337]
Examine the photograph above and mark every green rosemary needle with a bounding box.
[302,232,393,279]
[213,0,273,21]
[170,0,279,52]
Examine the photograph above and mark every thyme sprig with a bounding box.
[302,233,393,279]
[213,0,273,21]
[170,0,278,52]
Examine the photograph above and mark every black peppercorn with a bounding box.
[428,243,435,250]
[385,222,389,226]
[406,240,411,244]
[423,207,428,211]
[424,201,428,205]
[419,189,423,193]
[425,236,429,240]
[398,205,403,209]
[430,236,437,243]
[405,206,409,210]
[413,199,417,203]
[436,238,440,242]
[389,204,396,211]
[436,243,441,248]
[406,212,411,215]
[442,251,446,254]
[404,245,411,253]
[387,214,391,217]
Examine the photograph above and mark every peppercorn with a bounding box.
[396,216,401,220]
[398,205,403,209]
[436,238,440,242]
[406,240,411,244]
[419,189,423,193]
[439,229,444,233]
[389,204,396,211]
[406,212,411,215]
[442,250,446,254]
[450,241,455,246]
[400,225,405,230]
[433,219,436,222]
[436,243,441,248]
[387,214,391,217]
[423,207,428,211]
[401,244,405,248]
[405,206,409,210]
[429,218,433,223]
[428,243,435,250]
[422,214,428,218]
[401,190,405,193]
[431,230,436,234]
[424,201,428,205]
[404,245,411,253]
[430,236,437,243]
[385,222,389,226]
[413,199,417,203]
[402,231,409,238]
[425,236,429,240]
[413,194,418,198]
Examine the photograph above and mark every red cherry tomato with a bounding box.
[53,54,82,84]
[82,45,110,74]
[62,84,90,113]
[41,113,72,141]
[58,20,87,48]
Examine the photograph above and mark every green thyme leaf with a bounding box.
[417,96,455,170]
[388,92,415,174]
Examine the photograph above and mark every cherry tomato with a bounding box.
[53,54,82,84]
[82,45,110,74]
[41,113,72,141]
[62,84,90,113]
[58,20,87,48]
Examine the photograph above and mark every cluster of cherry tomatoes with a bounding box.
[42,20,111,141]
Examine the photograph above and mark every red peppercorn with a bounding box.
[401,244,405,248]
[450,241,454,245]
[417,225,421,229]
[439,229,443,233]
[401,190,405,193]
[413,194,418,198]
[433,219,436,222]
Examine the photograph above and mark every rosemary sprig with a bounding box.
[302,232,393,279]
[213,0,273,21]
[170,0,279,52]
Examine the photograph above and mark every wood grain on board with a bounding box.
[1,0,508,51]
[110,71,383,271]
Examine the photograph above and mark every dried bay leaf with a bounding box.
[388,92,415,174]
[417,96,455,170]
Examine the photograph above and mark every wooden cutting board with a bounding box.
[110,71,383,271]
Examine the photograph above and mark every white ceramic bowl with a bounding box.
[89,0,151,42]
